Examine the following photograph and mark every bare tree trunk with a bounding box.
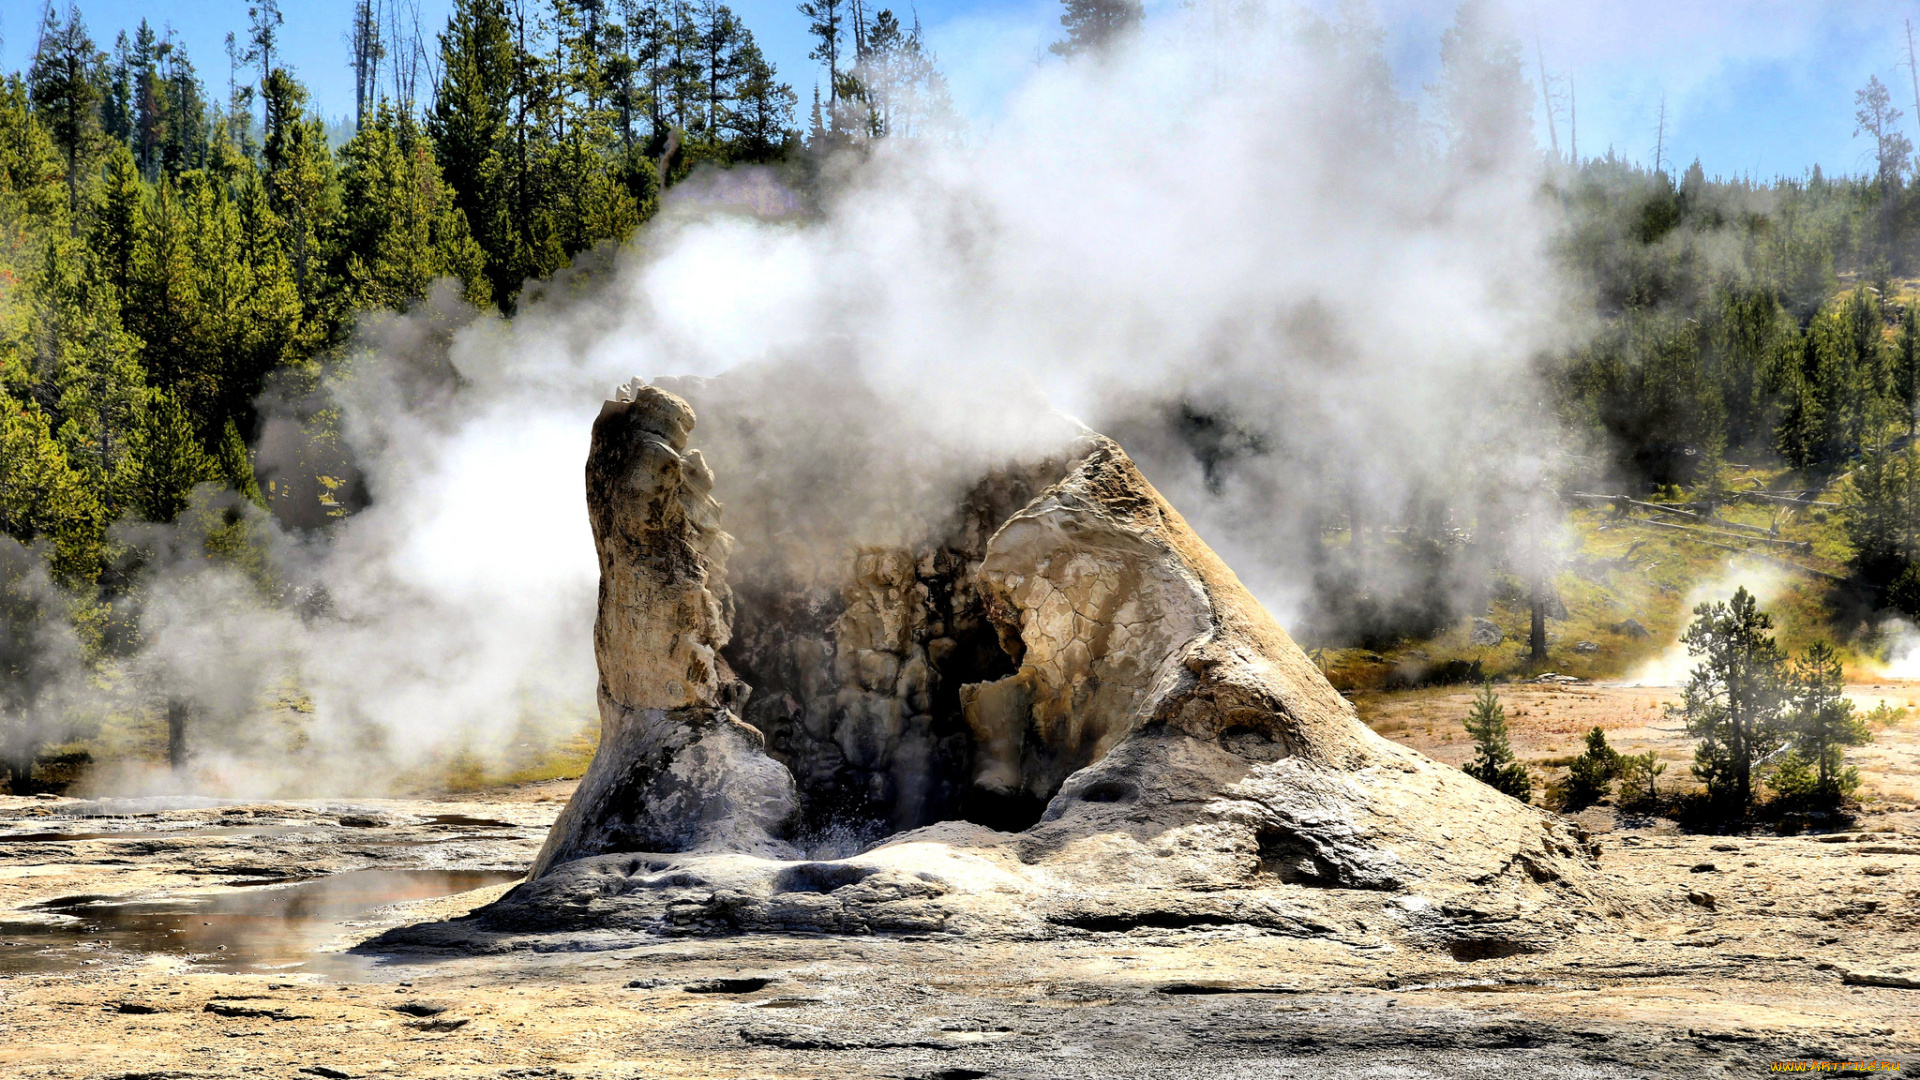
[2,756,34,795]
[167,699,191,772]
[1529,575,1547,662]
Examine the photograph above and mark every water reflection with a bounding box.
[0,869,521,975]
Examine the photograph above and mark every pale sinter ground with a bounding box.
[0,683,1914,1079]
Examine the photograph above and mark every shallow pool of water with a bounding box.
[0,869,522,976]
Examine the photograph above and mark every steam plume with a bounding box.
[13,1,1577,795]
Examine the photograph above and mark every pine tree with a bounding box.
[854,9,951,139]
[124,176,207,407]
[1840,445,1918,598]
[338,108,489,311]
[0,75,68,225]
[194,162,308,436]
[1618,750,1665,808]
[0,397,107,584]
[1461,681,1533,801]
[101,32,134,149]
[1675,586,1787,813]
[797,0,845,108]
[430,0,516,307]
[1895,303,1919,437]
[92,145,142,298]
[40,243,146,521]
[1779,640,1872,800]
[152,32,210,177]
[698,0,744,139]
[120,388,215,522]
[723,42,796,160]
[1565,725,1622,806]
[1788,287,1890,466]
[26,3,107,226]
[1855,75,1912,256]
[261,68,337,312]
[1048,0,1143,59]
[1429,0,1531,176]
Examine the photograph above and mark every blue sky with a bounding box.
[2,0,1918,180]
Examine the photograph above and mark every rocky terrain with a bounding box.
[496,383,1607,949]
[0,771,1915,1078]
[1,382,1915,1078]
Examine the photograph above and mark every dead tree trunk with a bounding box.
[166,699,190,772]
[1529,576,1547,661]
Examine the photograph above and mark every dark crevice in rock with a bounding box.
[721,467,1068,846]
[1446,938,1540,962]
[1257,825,1353,888]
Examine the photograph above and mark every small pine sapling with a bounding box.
[1564,726,1623,807]
[1461,682,1533,802]
[1617,750,1665,808]
[1864,702,1906,729]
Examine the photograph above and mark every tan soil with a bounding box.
[1,693,1916,1079]
[1356,681,1920,820]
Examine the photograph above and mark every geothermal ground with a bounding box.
[0,684,1915,1079]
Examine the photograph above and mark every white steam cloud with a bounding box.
[29,0,1578,795]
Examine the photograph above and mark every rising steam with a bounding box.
[13,0,1578,795]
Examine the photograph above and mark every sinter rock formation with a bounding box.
[491,379,1616,950]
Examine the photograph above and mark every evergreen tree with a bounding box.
[1460,681,1532,801]
[1429,0,1531,176]
[723,42,796,160]
[798,0,846,109]
[193,161,308,435]
[1778,640,1872,800]
[1048,0,1143,59]
[430,0,516,307]
[40,242,146,521]
[1617,750,1665,807]
[1840,445,1918,598]
[26,3,107,225]
[261,69,337,311]
[853,9,951,139]
[92,146,142,299]
[0,399,106,583]
[337,107,490,311]
[120,388,215,523]
[124,176,207,408]
[1674,586,1787,813]
[1564,725,1623,806]
[101,32,134,150]
[698,0,744,139]
[1854,75,1911,258]
[1894,303,1919,437]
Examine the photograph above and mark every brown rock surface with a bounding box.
[527,383,798,878]
[509,382,1608,946]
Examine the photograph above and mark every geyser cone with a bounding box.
[500,380,1610,946]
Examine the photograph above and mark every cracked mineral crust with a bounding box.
[490,378,1614,946]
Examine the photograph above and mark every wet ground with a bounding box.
[0,693,1915,1078]
[0,869,523,976]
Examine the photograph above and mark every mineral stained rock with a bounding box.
[501,379,1611,945]
[527,384,798,878]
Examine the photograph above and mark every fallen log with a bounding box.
[1629,515,1811,553]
